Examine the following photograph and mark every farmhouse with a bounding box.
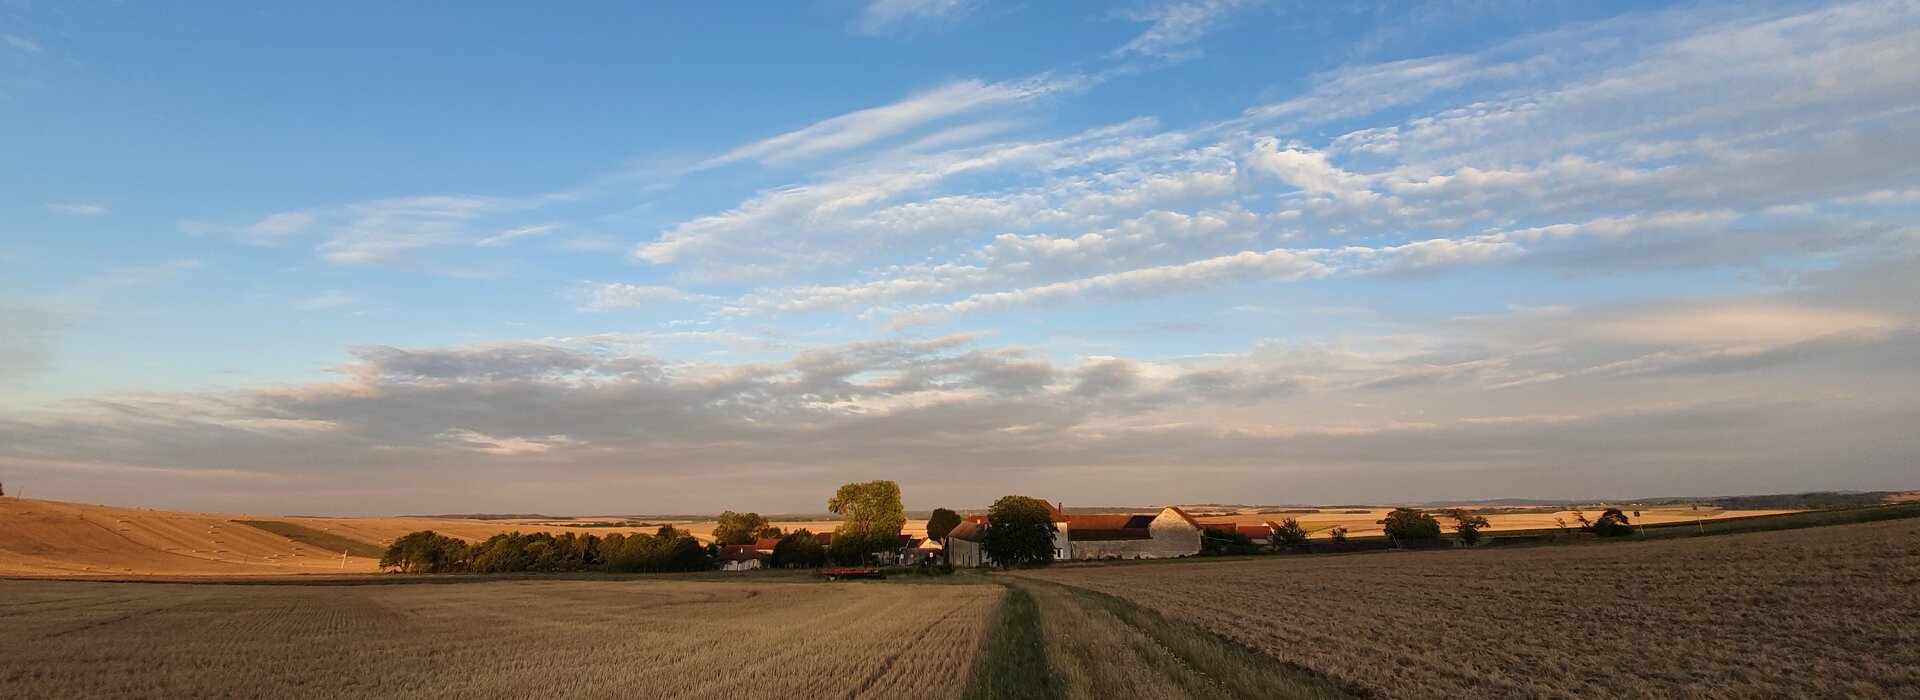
[945,501,1204,566]
[716,544,769,571]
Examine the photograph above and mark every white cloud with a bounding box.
[477,223,559,247]
[849,0,981,37]
[294,290,362,310]
[1112,0,1265,61]
[926,246,1333,318]
[581,283,695,311]
[2,34,39,54]
[702,77,1069,168]
[45,202,106,216]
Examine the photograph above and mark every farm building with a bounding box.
[945,502,1204,566]
[1205,522,1279,545]
[717,544,769,571]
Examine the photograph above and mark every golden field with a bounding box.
[1020,517,1920,698]
[1187,504,1797,538]
[0,577,997,699]
[0,498,931,577]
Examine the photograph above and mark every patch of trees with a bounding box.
[827,480,907,565]
[712,511,783,545]
[981,495,1057,567]
[771,529,828,568]
[1380,508,1442,541]
[379,525,711,574]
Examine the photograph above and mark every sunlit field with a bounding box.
[1020,518,1920,698]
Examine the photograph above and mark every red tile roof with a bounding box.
[1067,514,1154,529]
[1070,528,1152,541]
[752,538,782,551]
[718,544,769,561]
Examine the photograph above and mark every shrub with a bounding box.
[1272,518,1310,546]
[1447,508,1491,545]
[1380,508,1442,541]
[1592,508,1634,537]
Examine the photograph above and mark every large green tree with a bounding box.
[712,510,772,545]
[981,495,1057,568]
[926,508,962,542]
[1380,508,1442,541]
[827,480,907,565]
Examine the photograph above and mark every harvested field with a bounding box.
[1021,518,1920,698]
[0,498,925,577]
[0,578,998,699]
[1191,505,1795,539]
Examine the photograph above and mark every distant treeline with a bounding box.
[380,527,710,574]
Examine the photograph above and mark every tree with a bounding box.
[1447,508,1491,545]
[380,530,469,573]
[1591,507,1634,537]
[981,495,1057,568]
[1272,518,1310,547]
[1327,527,1349,543]
[926,508,962,543]
[712,511,772,546]
[827,480,907,565]
[1380,508,1442,541]
[771,529,827,568]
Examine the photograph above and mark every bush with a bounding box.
[1380,508,1442,541]
[1272,518,1310,547]
[1592,508,1634,537]
[1202,528,1260,556]
[1447,508,1491,545]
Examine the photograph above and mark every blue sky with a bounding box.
[2,0,1917,515]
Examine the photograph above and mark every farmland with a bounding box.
[0,498,935,577]
[1019,517,1920,698]
[0,577,998,699]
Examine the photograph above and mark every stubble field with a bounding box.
[1021,517,1920,698]
[0,578,998,699]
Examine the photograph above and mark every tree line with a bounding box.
[380,526,711,573]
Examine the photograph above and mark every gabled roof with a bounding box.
[752,538,782,551]
[813,531,833,545]
[1042,500,1067,521]
[1164,506,1206,530]
[718,544,769,561]
[947,521,985,542]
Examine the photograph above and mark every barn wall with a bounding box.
[1067,508,1200,560]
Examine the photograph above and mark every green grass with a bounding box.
[961,583,1059,700]
[232,520,386,559]
[1036,580,1354,699]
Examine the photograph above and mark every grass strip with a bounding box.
[232,520,386,559]
[961,583,1060,700]
[1034,579,1355,699]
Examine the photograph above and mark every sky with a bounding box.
[1,0,1917,516]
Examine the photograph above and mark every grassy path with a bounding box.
[962,575,1351,700]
